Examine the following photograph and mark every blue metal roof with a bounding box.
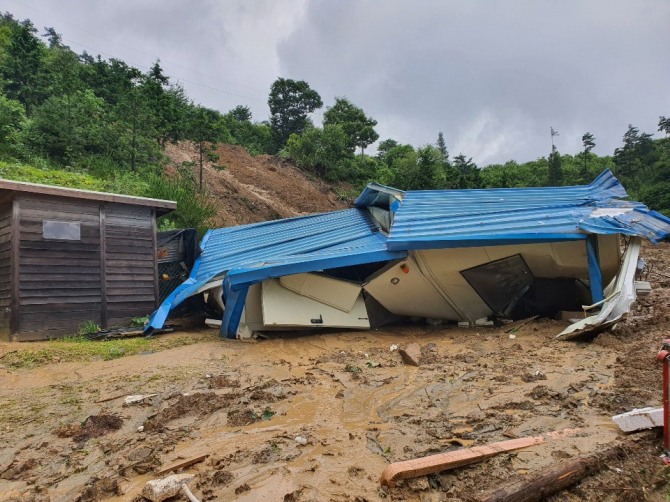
[384,170,670,250]
[147,208,406,331]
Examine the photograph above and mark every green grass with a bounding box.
[0,159,107,190]
[0,332,218,369]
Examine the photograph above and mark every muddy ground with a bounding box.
[1,244,670,501]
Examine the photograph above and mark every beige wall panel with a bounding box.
[414,249,492,321]
[363,257,461,320]
[261,279,370,328]
[279,273,361,312]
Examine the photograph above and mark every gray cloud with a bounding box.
[279,0,670,164]
[3,0,669,165]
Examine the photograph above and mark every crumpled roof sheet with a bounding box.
[385,170,670,250]
[148,208,404,330]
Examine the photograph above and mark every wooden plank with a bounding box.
[19,288,102,297]
[106,274,156,283]
[20,195,101,214]
[107,287,156,296]
[379,429,581,487]
[480,445,624,502]
[20,241,100,252]
[106,295,155,303]
[20,266,101,274]
[19,309,105,322]
[20,297,102,305]
[100,204,107,329]
[20,315,101,332]
[19,303,102,314]
[10,197,19,338]
[19,257,101,266]
[151,209,159,308]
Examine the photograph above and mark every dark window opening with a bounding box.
[461,254,533,316]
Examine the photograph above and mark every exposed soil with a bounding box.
[0,242,669,501]
[163,142,350,228]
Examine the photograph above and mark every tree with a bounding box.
[268,78,322,150]
[323,97,378,154]
[283,124,352,181]
[0,92,25,143]
[27,89,108,162]
[613,124,656,180]
[186,105,220,191]
[659,116,670,137]
[580,132,596,182]
[1,19,46,113]
[436,132,449,165]
[453,154,482,189]
[547,146,563,186]
[229,105,252,122]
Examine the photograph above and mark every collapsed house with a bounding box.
[147,170,670,340]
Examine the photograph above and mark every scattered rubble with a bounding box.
[399,343,422,366]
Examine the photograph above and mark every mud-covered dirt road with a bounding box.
[1,244,670,501]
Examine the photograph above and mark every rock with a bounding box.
[123,394,157,406]
[142,473,195,502]
[399,343,422,366]
[295,435,308,445]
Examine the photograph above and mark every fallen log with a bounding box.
[478,445,624,502]
[380,429,580,487]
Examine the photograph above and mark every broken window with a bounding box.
[461,254,533,316]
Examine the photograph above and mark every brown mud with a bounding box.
[163,142,350,228]
[0,243,669,501]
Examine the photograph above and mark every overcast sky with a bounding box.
[4,0,669,165]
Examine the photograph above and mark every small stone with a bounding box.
[295,435,308,445]
[399,343,422,366]
[509,334,516,339]
[137,426,144,432]
[142,473,194,502]
[390,344,398,352]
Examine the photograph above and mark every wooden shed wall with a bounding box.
[0,201,12,340]
[10,194,160,340]
[17,194,102,339]
[104,204,157,327]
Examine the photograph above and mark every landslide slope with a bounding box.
[164,142,350,228]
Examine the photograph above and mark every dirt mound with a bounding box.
[54,414,123,443]
[163,142,350,228]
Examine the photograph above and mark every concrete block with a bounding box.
[612,407,663,432]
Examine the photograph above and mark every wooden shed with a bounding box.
[0,179,176,341]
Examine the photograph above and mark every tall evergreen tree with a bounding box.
[547,146,563,186]
[436,132,449,165]
[580,132,596,182]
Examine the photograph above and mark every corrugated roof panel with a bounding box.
[148,208,404,330]
[386,170,670,249]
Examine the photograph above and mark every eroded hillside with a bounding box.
[164,143,350,228]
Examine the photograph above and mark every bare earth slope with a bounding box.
[163,143,349,228]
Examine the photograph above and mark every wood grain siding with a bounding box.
[104,204,156,327]
[0,201,12,340]
[17,194,101,339]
